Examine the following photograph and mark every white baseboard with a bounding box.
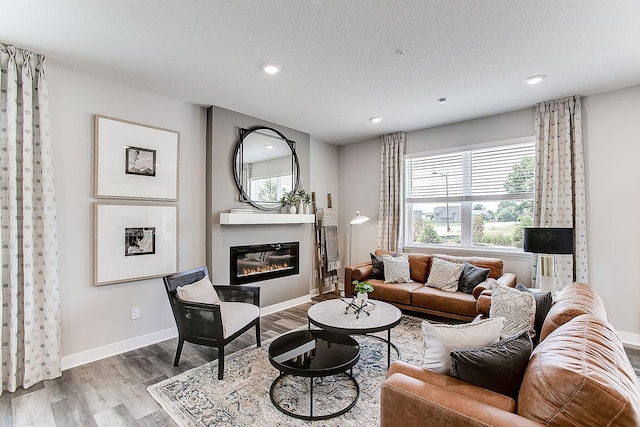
[61,327,178,371]
[618,330,640,349]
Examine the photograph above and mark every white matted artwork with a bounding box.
[95,115,179,200]
[94,203,178,286]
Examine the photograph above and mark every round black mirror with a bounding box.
[233,126,300,210]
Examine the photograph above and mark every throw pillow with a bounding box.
[421,317,505,375]
[515,283,553,345]
[426,257,464,292]
[490,284,536,338]
[176,276,221,304]
[382,254,412,284]
[371,252,398,280]
[450,331,533,399]
[457,261,490,294]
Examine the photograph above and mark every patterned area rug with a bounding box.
[147,315,425,426]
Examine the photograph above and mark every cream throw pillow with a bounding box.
[490,283,536,338]
[382,254,412,283]
[426,257,464,292]
[421,317,505,374]
[176,276,221,304]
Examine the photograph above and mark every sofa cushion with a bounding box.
[450,331,533,399]
[433,254,504,279]
[368,279,423,305]
[458,262,490,294]
[375,249,431,283]
[539,281,607,342]
[421,317,505,375]
[426,257,464,291]
[411,286,478,318]
[383,254,413,283]
[518,314,640,426]
[490,284,536,338]
[515,283,553,344]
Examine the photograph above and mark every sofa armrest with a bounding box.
[476,290,492,317]
[344,262,373,297]
[381,371,541,427]
[471,273,517,299]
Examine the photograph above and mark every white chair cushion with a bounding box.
[219,302,260,338]
[176,276,221,304]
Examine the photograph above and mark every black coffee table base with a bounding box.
[269,370,359,420]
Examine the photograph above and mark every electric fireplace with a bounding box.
[230,242,299,285]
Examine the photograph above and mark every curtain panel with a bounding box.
[0,43,62,394]
[533,95,588,288]
[377,132,406,251]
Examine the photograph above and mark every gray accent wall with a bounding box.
[206,106,313,307]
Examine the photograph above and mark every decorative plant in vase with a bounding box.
[280,190,300,214]
[352,280,374,305]
[297,189,312,214]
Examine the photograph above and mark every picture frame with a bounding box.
[94,202,178,286]
[95,115,179,201]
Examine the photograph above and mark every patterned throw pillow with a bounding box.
[421,317,505,374]
[382,254,412,283]
[426,257,464,292]
[515,283,553,345]
[490,284,536,338]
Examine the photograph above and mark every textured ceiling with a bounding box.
[2,0,640,144]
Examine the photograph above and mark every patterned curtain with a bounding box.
[533,95,588,289]
[0,43,62,394]
[377,132,406,251]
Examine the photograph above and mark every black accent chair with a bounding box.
[163,266,261,379]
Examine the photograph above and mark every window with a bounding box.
[404,138,534,250]
[249,174,293,204]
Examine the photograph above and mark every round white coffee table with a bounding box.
[307,298,402,368]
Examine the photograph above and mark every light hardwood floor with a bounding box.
[2,297,639,426]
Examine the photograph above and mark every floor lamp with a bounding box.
[523,227,574,293]
[349,211,370,266]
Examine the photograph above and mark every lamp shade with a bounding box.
[350,211,369,225]
[523,227,574,254]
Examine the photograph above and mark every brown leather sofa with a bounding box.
[344,249,516,321]
[380,282,640,426]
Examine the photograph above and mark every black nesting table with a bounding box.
[268,329,360,420]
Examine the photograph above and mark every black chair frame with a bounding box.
[163,266,261,379]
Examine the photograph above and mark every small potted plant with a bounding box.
[352,280,374,305]
[280,191,300,214]
[297,189,312,214]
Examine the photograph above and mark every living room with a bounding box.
[1,1,640,425]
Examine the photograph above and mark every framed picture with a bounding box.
[95,115,179,200]
[94,203,178,286]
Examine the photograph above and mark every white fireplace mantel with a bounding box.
[219,213,315,225]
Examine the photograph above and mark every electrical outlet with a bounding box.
[131,306,141,320]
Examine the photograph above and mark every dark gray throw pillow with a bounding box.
[457,261,490,294]
[370,252,398,280]
[515,283,553,345]
[450,331,533,399]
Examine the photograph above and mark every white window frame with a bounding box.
[403,136,535,253]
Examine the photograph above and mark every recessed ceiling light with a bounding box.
[525,74,546,85]
[261,63,282,75]
[369,116,383,123]
[437,97,448,104]
[265,144,274,149]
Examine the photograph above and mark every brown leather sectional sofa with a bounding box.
[380,282,640,426]
[344,249,516,321]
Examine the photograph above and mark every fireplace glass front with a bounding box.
[230,242,299,285]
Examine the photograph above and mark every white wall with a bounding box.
[583,84,640,338]
[47,63,206,367]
